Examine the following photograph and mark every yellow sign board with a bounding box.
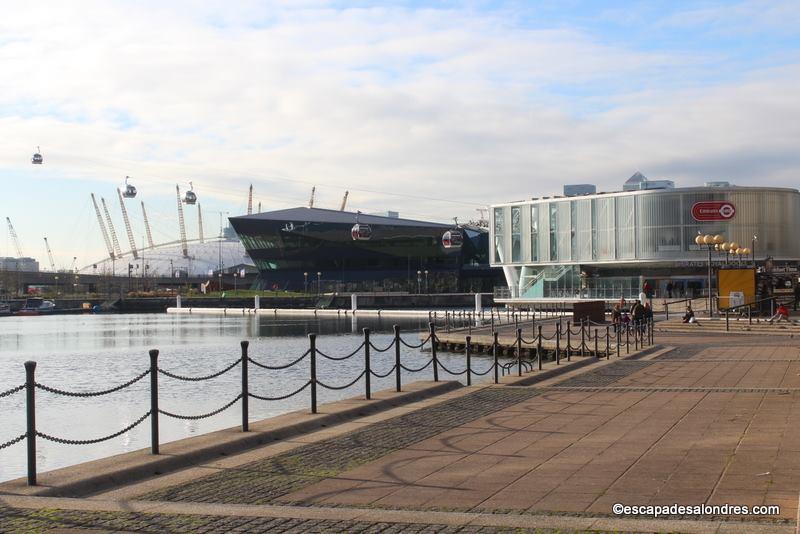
[717,268,756,308]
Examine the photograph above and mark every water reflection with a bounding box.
[0,313,480,483]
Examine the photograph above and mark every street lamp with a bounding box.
[695,233,725,316]
[316,272,322,297]
[752,235,758,268]
[233,271,238,292]
[304,272,308,294]
[416,270,421,294]
[424,270,429,293]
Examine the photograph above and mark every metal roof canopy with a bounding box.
[230,206,451,228]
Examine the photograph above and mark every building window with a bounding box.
[493,207,505,263]
[511,206,521,262]
[530,205,538,262]
[549,203,558,261]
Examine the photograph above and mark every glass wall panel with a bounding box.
[616,196,635,259]
[549,203,558,261]
[493,207,505,263]
[511,206,522,262]
[576,199,592,260]
[530,205,539,262]
[637,194,682,259]
[595,197,615,260]
[557,202,571,261]
[539,203,550,262]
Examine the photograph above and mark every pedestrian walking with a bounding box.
[666,281,673,299]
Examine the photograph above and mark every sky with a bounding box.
[1,0,799,268]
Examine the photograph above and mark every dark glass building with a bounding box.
[229,207,499,292]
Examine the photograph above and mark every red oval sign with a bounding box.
[692,201,736,221]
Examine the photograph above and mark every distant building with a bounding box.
[563,184,596,196]
[0,257,39,272]
[622,171,674,191]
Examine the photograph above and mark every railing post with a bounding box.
[393,325,401,392]
[466,335,472,386]
[429,322,439,382]
[555,323,560,365]
[309,334,317,414]
[537,325,543,370]
[594,330,598,358]
[491,312,495,334]
[726,310,729,331]
[617,326,621,357]
[626,324,630,354]
[566,321,571,362]
[516,328,522,377]
[363,328,371,399]
[149,349,159,455]
[240,340,249,432]
[24,361,36,486]
[580,320,586,357]
[493,331,499,384]
[605,326,610,359]
[665,301,669,320]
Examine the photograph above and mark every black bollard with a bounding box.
[466,335,472,386]
[309,334,317,413]
[363,328,371,399]
[555,322,560,365]
[393,325,401,392]
[493,331,499,384]
[241,341,249,431]
[149,349,159,455]
[537,325,543,370]
[516,328,522,377]
[566,321,571,362]
[429,322,439,382]
[605,326,610,360]
[25,361,37,485]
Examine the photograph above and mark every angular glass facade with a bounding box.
[490,186,800,300]
[231,207,499,293]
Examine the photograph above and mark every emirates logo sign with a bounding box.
[691,201,736,221]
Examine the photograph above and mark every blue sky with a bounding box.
[1,0,799,267]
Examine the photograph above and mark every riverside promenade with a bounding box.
[2,328,800,532]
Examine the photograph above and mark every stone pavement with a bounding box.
[3,330,800,532]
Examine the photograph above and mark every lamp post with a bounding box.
[316,271,321,298]
[752,235,758,269]
[695,233,725,316]
[416,270,421,294]
[304,272,308,294]
[233,271,238,292]
[54,275,59,297]
[424,270,429,294]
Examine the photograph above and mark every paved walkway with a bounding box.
[2,331,800,532]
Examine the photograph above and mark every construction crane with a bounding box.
[141,202,155,249]
[247,184,253,215]
[176,185,189,258]
[91,194,115,260]
[198,203,205,243]
[308,186,316,208]
[43,237,56,271]
[100,197,123,257]
[117,188,139,259]
[5,217,23,257]
[340,191,349,211]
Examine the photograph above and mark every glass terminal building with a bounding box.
[229,207,497,292]
[490,178,800,302]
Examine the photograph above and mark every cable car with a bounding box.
[351,223,372,240]
[122,176,137,198]
[350,211,371,240]
[183,182,197,205]
[31,147,43,165]
[442,229,463,249]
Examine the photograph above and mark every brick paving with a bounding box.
[0,505,538,533]
[139,388,541,504]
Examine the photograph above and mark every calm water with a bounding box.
[0,313,498,482]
